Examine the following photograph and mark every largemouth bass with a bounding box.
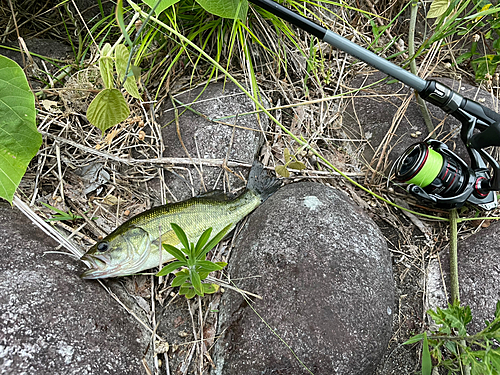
[80,161,280,279]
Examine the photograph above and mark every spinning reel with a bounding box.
[250,0,500,210]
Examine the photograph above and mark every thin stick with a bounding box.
[449,209,460,303]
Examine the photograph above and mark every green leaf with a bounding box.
[496,301,500,319]
[190,268,203,296]
[99,43,114,89]
[115,44,141,99]
[180,283,197,299]
[163,243,187,262]
[422,332,432,375]
[171,270,190,287]
[403,333,425,345]
[0,56,42,204]
[202,283,220,294]
[287,161,306,170]
[215,261,227,268]
[142,0,180,16]
[171,223,190,251]
[196,0,248,20]
[87,88,130,132]
[427,0,450,18]
[156,260,185,276]
[284,148,291,163]
[196,260,223,272]
[275,165,290,178]
[490,348,500,372]
[195,227,213,258]
[198,223,232,259]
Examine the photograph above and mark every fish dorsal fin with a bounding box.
[196,190,235,201]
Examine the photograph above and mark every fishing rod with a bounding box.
[249,0,500,210]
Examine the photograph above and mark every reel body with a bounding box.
[394,140,497,210]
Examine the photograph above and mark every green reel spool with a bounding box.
[395,143,443,187]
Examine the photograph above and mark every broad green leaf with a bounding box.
[0,56,41,204]
[490,348,500,372]
[115,44,141,99]
[215,261,227,268]
[202,283,220,294]
[196,0,248,20]
[288,161,306,170]
[171,270,190,287]
[142,0,180,16]
[87,88,129,132]
[275,165,290,178]
[427,0,449,18]
[199,271,210,280]
[99,43,114,89]
[171,223,190,251]
[199,223,232,259]
[163,243,187,262]
[156,260,184,276]
[422,332,432,375]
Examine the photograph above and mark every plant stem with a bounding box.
[409,0,434,133]
[449,208,460,303]
[449,209,471,375]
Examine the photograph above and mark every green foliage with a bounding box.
[427,0,450,19]
[0,56,42,204]
[41,202,83,222]
[141,0,247,19]
[196,0,248,20]
[142,0,180,16]
[157,223,230,299]
[405,300,500,374]
[87,42,142,133]
[275,148,307,178]
[87,88,130,132]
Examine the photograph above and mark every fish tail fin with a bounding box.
[247,160,282,202]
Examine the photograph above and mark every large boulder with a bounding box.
[426,221,500,334]
[158,82,267,201]
[213,182,394,375]
[0,202,150,374]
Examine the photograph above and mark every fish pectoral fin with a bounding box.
[160,230,181,248]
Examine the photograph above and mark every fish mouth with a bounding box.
[80,254,123,279]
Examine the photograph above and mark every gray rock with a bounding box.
[0,39,72,68]
[159,82,267,201]
[0,202,150,375]
[426,221,500,334]
[341,71,499,170]
[213,182,394,375]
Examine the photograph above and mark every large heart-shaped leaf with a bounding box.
[0,56,41,203]
[196,0,248,19]
[87,88,130,133]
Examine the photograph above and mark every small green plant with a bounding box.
[405,300,500,374]
[86,42,141,133]
[157,223,230,299]
[41,202,84,222]
[275,148,307,178]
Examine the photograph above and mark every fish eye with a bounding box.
[97,242,109,252]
